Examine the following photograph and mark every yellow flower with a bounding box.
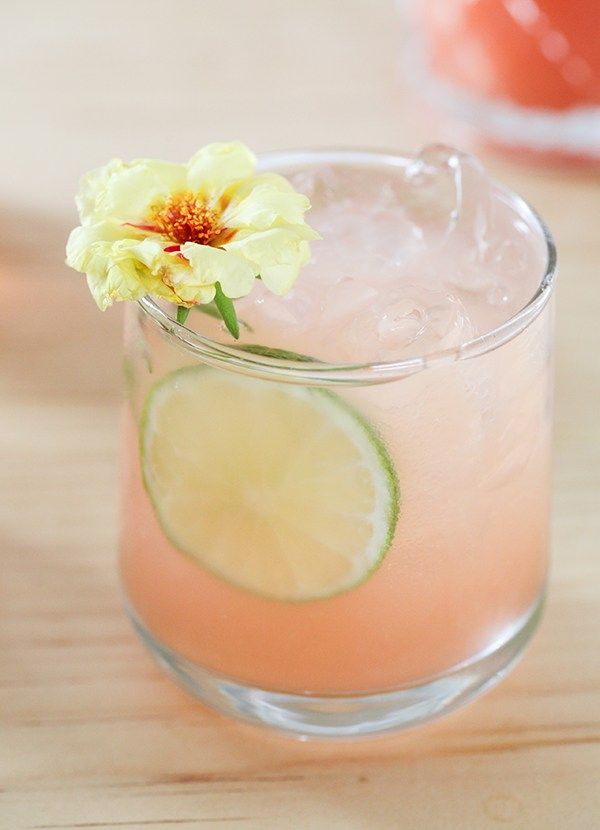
[66,142,319,314]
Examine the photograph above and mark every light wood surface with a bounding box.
[2,2,599,828]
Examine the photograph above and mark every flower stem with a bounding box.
[176,306,191,325]
[194,302,253,332]
[214,283,240,339]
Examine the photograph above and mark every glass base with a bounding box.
[126,595,543,739]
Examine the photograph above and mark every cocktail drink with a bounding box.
[415,0,600,161]
[117,147,556,736]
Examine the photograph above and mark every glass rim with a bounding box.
[138,147,557,386]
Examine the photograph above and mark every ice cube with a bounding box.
[287,164,342,206]
[399,144,494,253]
[347,285,475,360]
[228,149,543,363]
[320,276,380,324]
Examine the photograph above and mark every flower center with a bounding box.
[152,191,223,246]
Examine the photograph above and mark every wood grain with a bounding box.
[1,2,599,828]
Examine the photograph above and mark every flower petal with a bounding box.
[76,160,125,226]
[124,239,201,305]
[76,159,186,225]
[86,255,146,311]
[180,242,257,300]
[66,224,182,309]
[225,228,312,295]
[223,172,295,204]
[66,220,141,271]
[186,142,256,199]
[81,240,174,310]
[224,181,312,232]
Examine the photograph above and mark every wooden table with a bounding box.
[2,2,599,827]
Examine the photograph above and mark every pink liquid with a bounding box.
[120,151,553,694]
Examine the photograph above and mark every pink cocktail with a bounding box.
[120,148,555,737]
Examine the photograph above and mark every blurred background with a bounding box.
[3,1,599,400]
[2,1,599,827]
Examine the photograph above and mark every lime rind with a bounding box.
[313,388,400,590]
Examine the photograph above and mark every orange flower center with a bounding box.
[151,191,223,246]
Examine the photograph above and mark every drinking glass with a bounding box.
[120,149,556,738]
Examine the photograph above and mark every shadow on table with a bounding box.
[0,204,122,406]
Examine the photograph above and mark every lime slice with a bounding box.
[140,367,399,601]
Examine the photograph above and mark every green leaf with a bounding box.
[176,306,191,325]
[237,344,317,362]
[194,301,253,332]
[213,283,240,340]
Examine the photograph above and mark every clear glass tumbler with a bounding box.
[120,149,556,738]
